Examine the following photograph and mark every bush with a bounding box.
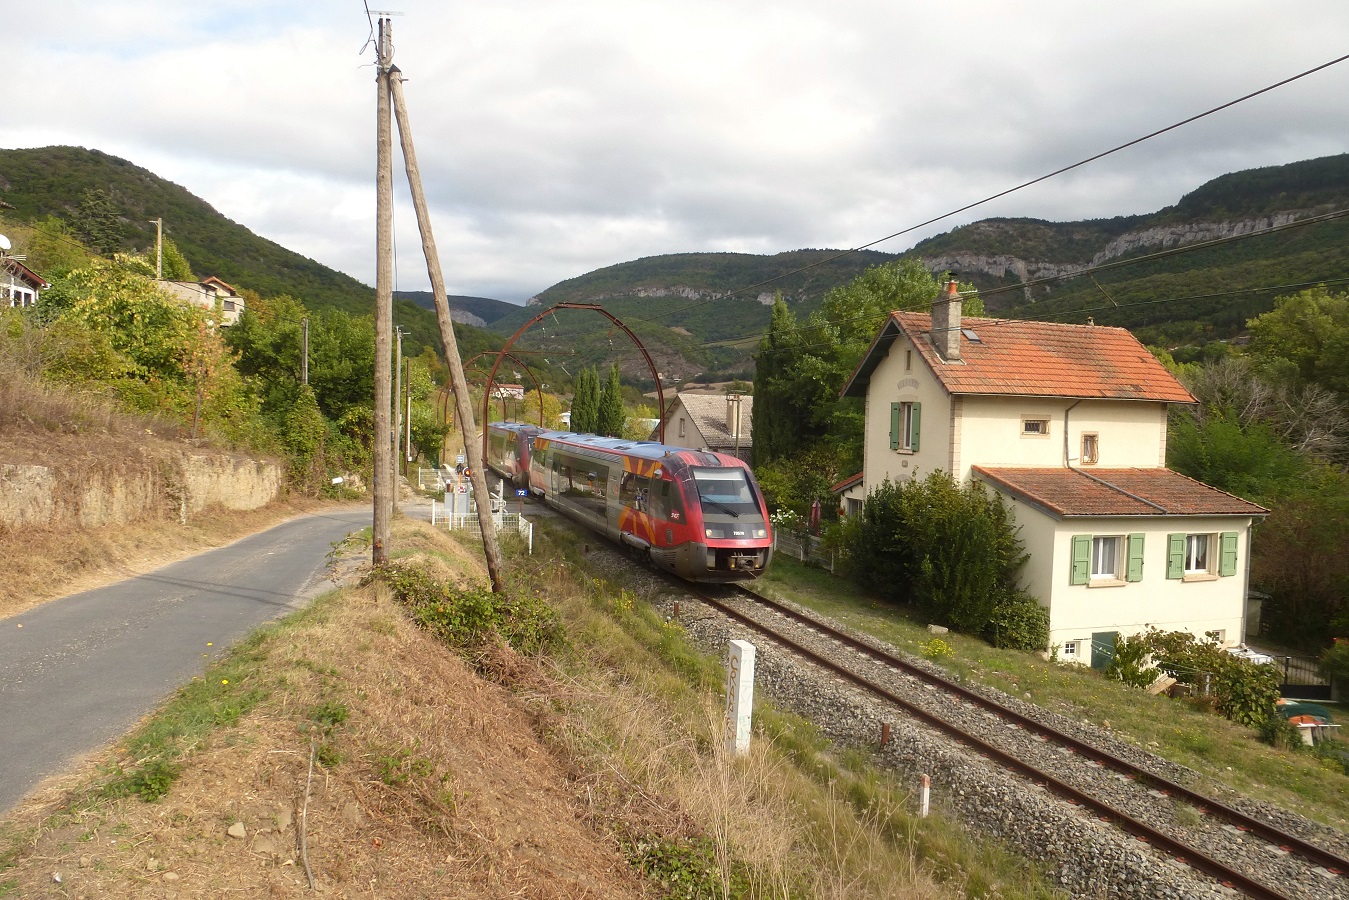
[849,472,1030,635]
[1106,628,1281,728]
[380,565,564,655]
[984,589,1049,651]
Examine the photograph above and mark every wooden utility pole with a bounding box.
[148,218,163,279]
[301,317,309,385]
[388,64,506,591]
[372,16,395,565]
[394,325,403,485]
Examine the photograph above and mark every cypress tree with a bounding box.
[598,363,625,437]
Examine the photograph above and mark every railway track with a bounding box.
[681,582,1349,900]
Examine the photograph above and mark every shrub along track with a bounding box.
[666,581,1349,900]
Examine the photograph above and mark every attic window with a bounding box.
[1021,417,1050,437]
[961,329,981,342]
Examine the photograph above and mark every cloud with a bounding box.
[4,0,1349,303]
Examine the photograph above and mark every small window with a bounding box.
[891,401,921,452]
[1185,534,1210,574]
[1022,418,1050,436]
[1060,640,1079,659]
[1091,536,1122,580]
[678,417,686,438]
[1207,629,1227,644]
[905,349,912,372]
[1081,433,1099,465]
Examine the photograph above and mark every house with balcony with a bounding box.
[839,281,1267,665]
[3,258,48,309]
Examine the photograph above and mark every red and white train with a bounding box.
[485,422,773,582]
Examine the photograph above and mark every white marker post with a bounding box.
[724,640,756,755]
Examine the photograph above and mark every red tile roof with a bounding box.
[830,472,863,493]
[972,466,1267,518]
[841,312,1195,403]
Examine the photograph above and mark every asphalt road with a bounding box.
[0,505,371,815]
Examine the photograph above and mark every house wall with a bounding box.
[953,397,1168,482]
[1005,503,1254,656]
[862,334,953,494]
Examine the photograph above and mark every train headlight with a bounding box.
[705,527,724,539]
[753,528,767,539]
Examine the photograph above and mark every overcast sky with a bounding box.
[5,2,1348,303]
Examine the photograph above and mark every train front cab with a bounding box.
[633,459,772,582]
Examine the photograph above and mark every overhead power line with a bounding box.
[705,204,1349,349]
[736,275,1349,359]
[634,51,1349,326]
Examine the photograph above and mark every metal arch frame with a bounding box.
[481,303,666,459]
[437,350,547,462]
[467,350,547,427]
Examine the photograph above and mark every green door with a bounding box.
[1090,632,1116,670]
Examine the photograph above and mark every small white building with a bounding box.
[3,258,48,309]
[839,281,1267,665]
[655,391,753,460]
[159,276,244,326]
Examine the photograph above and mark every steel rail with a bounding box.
[685,585,1308,900]
[729,585,1349,879]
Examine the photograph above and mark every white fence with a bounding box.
[430,501,533,554]
[773,532,836,572]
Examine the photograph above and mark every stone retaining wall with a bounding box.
[0,451,283,529]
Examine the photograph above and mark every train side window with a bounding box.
[655,479,685,522]
[619,472,645,510]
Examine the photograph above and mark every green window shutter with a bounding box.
[1070,534,1090,585]
[910,402,921,451]
[1126,533,1145,582]
[890,402,900,450]
[1166,533,1185,579]
[1219,531,1239,576]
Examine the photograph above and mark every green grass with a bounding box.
[759,556,1349,827]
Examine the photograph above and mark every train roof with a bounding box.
[535,430,747,468]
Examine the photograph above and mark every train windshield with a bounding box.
[691,468,763,520]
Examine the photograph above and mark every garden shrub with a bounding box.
[1106,628,1281,728]
[380,564,564,655]
[984,589,1049,651]
[848,472,1030,637]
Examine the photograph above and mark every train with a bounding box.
[484,422,773,582]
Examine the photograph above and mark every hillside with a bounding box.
[0,146,509,363]
[910,153,1349,347]
[393,290,521,328]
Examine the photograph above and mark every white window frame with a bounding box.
[1021,417,1050,437]
[899,402,917,451]
[1185,533,1212,574]
[1091,535,1122,581]
[1060,640,1080,659]
[1081,432,1099,465]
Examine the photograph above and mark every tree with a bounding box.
[597,363,625,437]
[752,259,976,474]
[571,366,600,434]
[71,188,125,256]
[160,236,195,281]
[1247,285,1349,396]
[845,471,1029,637]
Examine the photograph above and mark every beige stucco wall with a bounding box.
[862,334,953,494]
[0,452,283,530]
[1003,501,1254,656]
[953,397,1168,482]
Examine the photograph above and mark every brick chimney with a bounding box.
[930,279,962,362]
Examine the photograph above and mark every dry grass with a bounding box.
[0,521,645,899]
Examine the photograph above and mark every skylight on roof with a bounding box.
[962,329,982,342]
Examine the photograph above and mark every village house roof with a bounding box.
[971,466,1268,519]
[663,392,753,452]
[840,313,1195,404]
[830,472,863,493]
[3,258,50,290]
